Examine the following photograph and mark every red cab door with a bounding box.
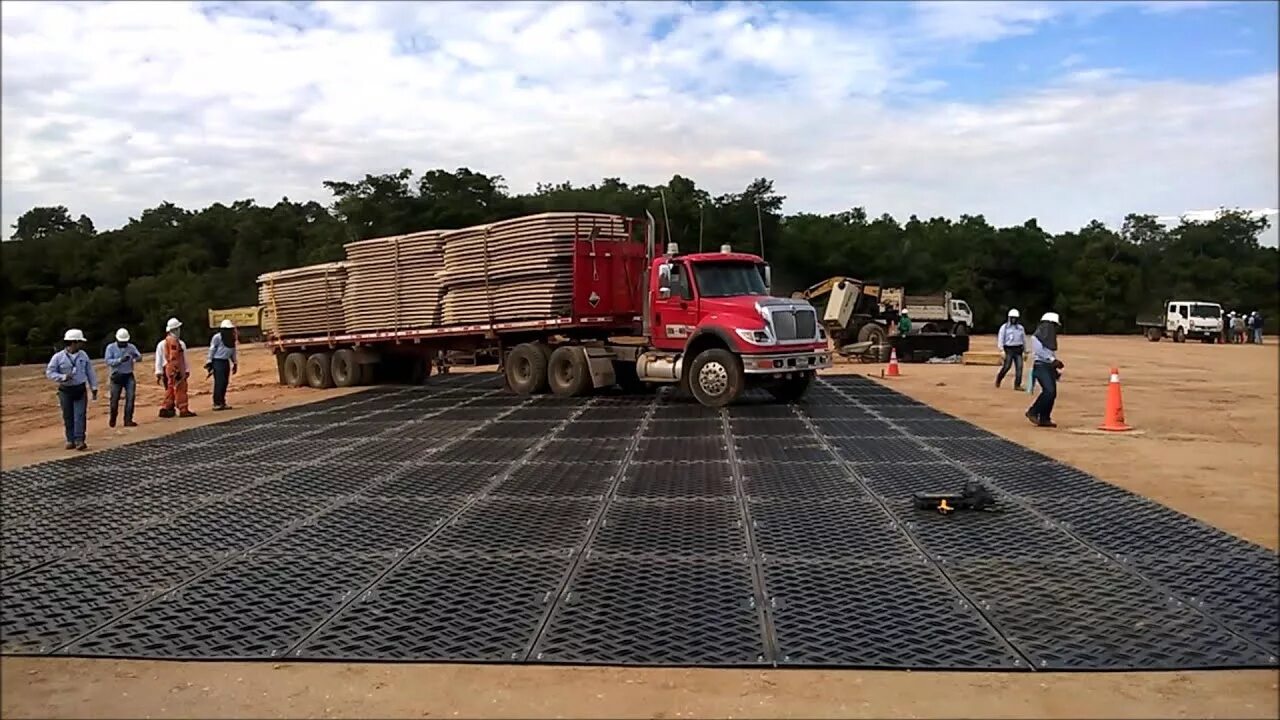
[651,259,699,351]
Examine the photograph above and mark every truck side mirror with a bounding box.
[763,264,772,292]
[657,263,672,300]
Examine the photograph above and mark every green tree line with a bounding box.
[2,168,1276,365]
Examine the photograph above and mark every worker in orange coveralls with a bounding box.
[159,317,197,418]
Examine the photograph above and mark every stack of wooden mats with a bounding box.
[342,231,447,333]
[258,262,349,339]
[440,212,629,325]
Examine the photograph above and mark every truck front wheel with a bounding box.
[506,342,550,395]
[768,371,814,403]
[686,349,744,408]
[548,346,592,397]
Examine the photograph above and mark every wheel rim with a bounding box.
[514,356,532,383]
[697,361,729,396]
[556,362,575,387]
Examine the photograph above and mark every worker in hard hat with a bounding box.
[897,309,911,336]
[995,308,1026,391]
[158,317,196,418]
[45,328,99,450]
[103,328,142,428]
[1026,311,1064,428]
[207,318,239,411]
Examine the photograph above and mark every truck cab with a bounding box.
[632,243,831,406]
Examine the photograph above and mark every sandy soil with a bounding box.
[2,336,1277,719]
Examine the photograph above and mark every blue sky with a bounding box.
[2,1,1277,243]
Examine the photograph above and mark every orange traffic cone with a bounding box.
[1098,366,1132,432]
[886,348,902,377]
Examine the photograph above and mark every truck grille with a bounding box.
[771,309,817,341]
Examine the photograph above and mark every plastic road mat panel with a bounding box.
[1,378,1275,669]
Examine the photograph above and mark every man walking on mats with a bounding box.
[45,328,98,450]
[995,308,1025,390]
[158,317,196,418]
[1026,312,1064,428]
[207,318,239,411]
[104,327,142,428]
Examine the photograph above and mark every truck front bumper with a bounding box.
[741,350,832,375]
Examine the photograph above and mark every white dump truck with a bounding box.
[1137,300,1224,343]
[880,288,973,335]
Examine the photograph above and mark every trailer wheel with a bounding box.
[306,352,335,389]
[548,346,592,397]
[1174,328,1185,343]
[687,349,744,408]
[283,352,308,387]
[506,343,549,395]
[1146,327,1162,342]
[331,349,360,387]
[768,371,814,403]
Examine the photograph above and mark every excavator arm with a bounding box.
[791,276,859,301]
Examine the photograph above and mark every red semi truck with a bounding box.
[268,213,831,407]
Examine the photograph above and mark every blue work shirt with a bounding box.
[46,349,98,391]
[1029,335,1057,364]
[996,322,1026,350]
[208,334,238,363]
[104,342,142,375]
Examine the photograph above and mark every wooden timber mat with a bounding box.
[257,262,348,338]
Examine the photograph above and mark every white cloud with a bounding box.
[2,0,1276,250]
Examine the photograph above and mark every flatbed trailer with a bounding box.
[267,213,831,407]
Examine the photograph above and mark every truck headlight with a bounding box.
[735,327,776,346]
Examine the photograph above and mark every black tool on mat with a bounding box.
[913,479,998,514]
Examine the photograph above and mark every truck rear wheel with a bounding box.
[506,342,549,395]
[331,349,360,387]
[768,371,814,403]
[1146,327,1162,342]
[548,346,592,397]
[687,349,744,408]
[857,322,887,347]
[283,352,307,387]
[953,323,969,336]
[306,352,334,389]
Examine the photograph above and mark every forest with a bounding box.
[2,167,1276,365]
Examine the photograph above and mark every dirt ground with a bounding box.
[1,336,1277,719]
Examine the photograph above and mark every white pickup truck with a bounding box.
[1137,300,1224,343]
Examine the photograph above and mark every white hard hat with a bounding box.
[63,328,86,342]
[1008,308,1020,318]
[165,317,182,332]
[115,328,130,342]
[219,319,235,329]
[1040,311,1061,325]
[901,309,909,315]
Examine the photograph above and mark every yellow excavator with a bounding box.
[791,276,893,358]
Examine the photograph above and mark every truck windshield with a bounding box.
[1191,304,1221,318]
[692,261,768,298]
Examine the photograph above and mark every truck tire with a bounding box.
[768,371,814,403]
[1174,328,1185,343]
[1146,327,1162,342]
[306,352,334,389]
[331,349,360,387]
[857,322,887,347]
[283,352,307,387]
[686,349,744,408]
[548,346,592,397]
[506,342,549,395]
[953,323,969,337]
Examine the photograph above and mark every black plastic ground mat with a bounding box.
[2,376,1276,669]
